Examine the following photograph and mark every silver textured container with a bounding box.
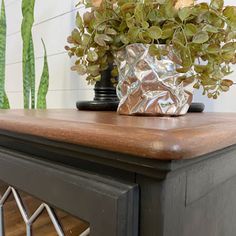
[115,44,195,116]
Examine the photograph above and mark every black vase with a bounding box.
[76,67,119,111]
[188,103,205,113]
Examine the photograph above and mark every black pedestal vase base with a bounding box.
[188,103,205,113]
[76,100,119,111]
[76,67,119,111]
[77,100,205,113]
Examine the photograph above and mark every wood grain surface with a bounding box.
[0,109,235,160]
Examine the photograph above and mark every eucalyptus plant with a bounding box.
[67,0,236,98]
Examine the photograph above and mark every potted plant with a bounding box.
[66,0,236,115]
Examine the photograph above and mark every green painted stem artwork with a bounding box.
[37,39,49,109]
[21,0,35,109]
[21,0,49,109]
[0,0,10,109]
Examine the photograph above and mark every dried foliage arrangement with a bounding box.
[66,0,236,98]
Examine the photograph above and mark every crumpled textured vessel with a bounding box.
[115,44,195,116]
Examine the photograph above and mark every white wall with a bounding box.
[4,0,236,111]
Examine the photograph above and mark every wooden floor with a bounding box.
[0,183,89,236]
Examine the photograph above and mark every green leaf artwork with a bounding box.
[28,33,35,109]
[21,0,35,109]
[37,39,49,109]
[0,0,9,109]
[21,0,49,109]
[67,0,236,98]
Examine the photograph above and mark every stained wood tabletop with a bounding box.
[0,109,235,161]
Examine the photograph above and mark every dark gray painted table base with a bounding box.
[0,131,235,236]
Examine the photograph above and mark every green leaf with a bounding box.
[0,0,9,109]
[86,75,101,85]
[37,39,49,109]
[181,48,192,67]
[142,21,149,29]
[193,83,200,89]
[71,64,87,75]
[75,48,84,57]
[221,79,233,87]
[194,64,208,73]
[193,31,209,44]
[125,14,135,28]
[102,34,113,42]
[128,27,140,42]
[223,6,236,19]
[148,9,159,22]
[178,7,191,22]
[148,26,162,40]
[206,44,221,54]
[202,25,218,33]
[76,12,83,29]
[221,42,236,53]
[21,0,35,109]
[111,67,119,77]
[71,29,81,44]
[226,32,236,41]
[184,23,197,37]
[105,28,117,35]
[210,0,224,10]
[223,6,236,30]
[149,44,161,59]
[120,3,136,13]
[222,51,235,61]
[162,0,176,18]
[83,12,93,26]
[220,85,230,92]
[161,28,173,39]
[87,64,100,76]
[134,3,144,24]
[138,31,152,44]
[87,50,98,62]
[149,44,158,55]
[94,34,106,47]
[94,34,112,46]
[97,23,106,31]
[120,34,129,44]
[82,34,90,46]
[172,38,185,50]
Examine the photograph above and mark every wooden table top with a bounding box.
[0,109,235,161]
